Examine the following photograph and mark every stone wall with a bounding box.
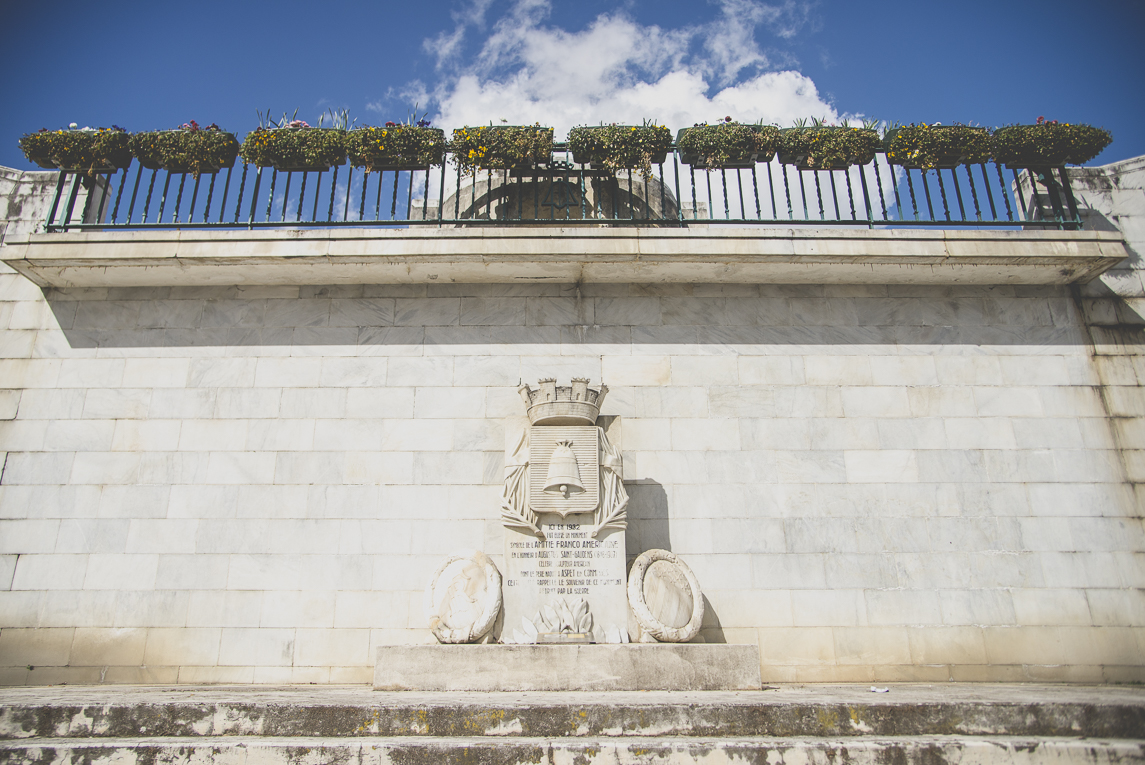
[0,163,1142,684]
[1057,157,1145,507]
[0,166,107,243]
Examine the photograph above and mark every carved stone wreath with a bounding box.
[424,550,503,644]
[627,549,705,643]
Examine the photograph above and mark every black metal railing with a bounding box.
[42,144,1084,232]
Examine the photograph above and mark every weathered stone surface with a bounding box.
[3,684,1145,740]
[3,684,1145,765]
[3,736,1142,764]
[373,644,762,690]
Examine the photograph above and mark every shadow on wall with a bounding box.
[621,478,726,644]
[42,283,1091,351]
[625,479,670,557]
[1021,162,1145,328]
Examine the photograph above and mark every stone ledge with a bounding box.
[1,227,1128,287]
[4,736,1143,765]
[373,644,762,691]
[3,684,1144,739]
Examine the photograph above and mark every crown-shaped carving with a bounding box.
[517,378,608,425]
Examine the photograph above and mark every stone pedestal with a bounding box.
[373,644,763,691]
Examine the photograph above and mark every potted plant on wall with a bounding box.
[884,123,992,171]
[449,124,554,175]
[345,116,446,172]
[129,121,240,177]
[567,121,672,180]
[676,118,780,169]
[992,117,1112,169]
[19,125,131,174]
[239,109,349,173]
[777,119,880,170]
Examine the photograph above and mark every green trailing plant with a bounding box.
[992,117,1112,167]
[567,122,672,180]
[449,124,554,175]
[777,124,880,169]
[345,119,446,171]
[885,123,991,171]
[19,125,131,174]
[129,121,240,177]
[676,121,779,169]
[240,110,347,171]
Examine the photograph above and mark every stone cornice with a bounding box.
[2,226,1128,287]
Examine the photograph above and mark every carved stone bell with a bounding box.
[543,440,584,498]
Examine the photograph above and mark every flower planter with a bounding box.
[675,123,778,169]
[774,127,879,170]
[567,124,672,179]
[992,123,1112,169]
[346,125,446,172]
[239,127,348,174]
[450,125,554,175]
[19,127,131,175]
[777,127,880,170]
[130,127,240,176]
[885,124,991,170]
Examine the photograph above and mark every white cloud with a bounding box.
[422,0,841,137]
[411,0,899,222]
[424,0,500,69]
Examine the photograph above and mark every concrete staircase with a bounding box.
[1,684,1143,764]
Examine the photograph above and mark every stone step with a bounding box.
[2,735,1144,764]
[2,686,1143,741]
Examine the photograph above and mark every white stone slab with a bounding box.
[501,517,628,644]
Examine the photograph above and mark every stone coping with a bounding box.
[2,227,1128,287]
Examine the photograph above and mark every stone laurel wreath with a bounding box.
[424,550,503,644]
[500,428,628,539]
[593,428,629,538]
[627,549,705,643]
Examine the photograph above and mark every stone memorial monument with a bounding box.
[499,379,630,644]
[383,378,760,690]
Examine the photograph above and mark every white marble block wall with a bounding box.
[0,271,1140,684]
[0,160,1143,685]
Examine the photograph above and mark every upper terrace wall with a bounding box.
[0,163,1141,684]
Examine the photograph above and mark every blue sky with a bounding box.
[2,0,1143,170]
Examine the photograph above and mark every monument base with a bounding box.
[374,644,762,691]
